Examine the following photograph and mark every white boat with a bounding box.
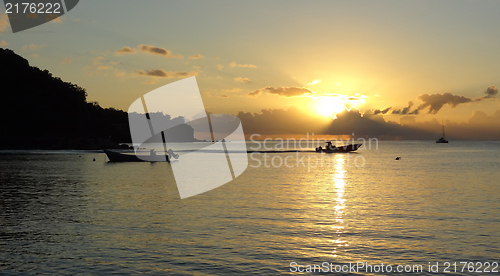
[315,142,363,153]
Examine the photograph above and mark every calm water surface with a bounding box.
[1,141,499,275]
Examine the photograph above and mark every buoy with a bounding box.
[93,158,96,161]
[395,157,401,160]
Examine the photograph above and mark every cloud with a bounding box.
[399,110,500,140]
[139,44,169,56]
[115,46,137,55]
[189,54,204,59]
[235,77,251,83]
[483,85,498,99]
[221,88,242,93]
[137,69,198,79]
[32,53,39,58]
[138,44,183,58]
[97,66,113,70]
[412,86,498,114]
[237,106,327,135]
[234,106,500,140]
[0,13,10,33]
[416,93,473,114]
[324,109,435,138]
[0,40,8,47]
[267,87,314,97]
[217,64,224,70]
[22,44,44,51]
[308,79,321,85]
[230,61,257,68]
[385,86,499,116]
[250,86,314,97]
[392,101,415,115]
[373,107,391,115]
[248,89,262,97]
[236,107,436,139]
[62,58,71,64]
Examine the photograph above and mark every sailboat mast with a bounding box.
[442,120,445,137]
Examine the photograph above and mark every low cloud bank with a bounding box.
[235,107,500,140]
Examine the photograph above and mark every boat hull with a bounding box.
[104,150,170,162]
[315,144,362,153]
[436,138,448,143]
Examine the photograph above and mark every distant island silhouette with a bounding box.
[0,48,199,150]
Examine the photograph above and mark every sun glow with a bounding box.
[311,94,367,119]
[315,97,347,118]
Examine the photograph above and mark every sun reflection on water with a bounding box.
[332,154,349,257]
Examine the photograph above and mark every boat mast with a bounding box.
[442,120,445,137]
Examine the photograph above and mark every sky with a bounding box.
[1,0,500,139]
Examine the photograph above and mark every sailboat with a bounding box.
[436,121,448,143]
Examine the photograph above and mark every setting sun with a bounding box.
[314,96,348,118]
[311,94,366,119]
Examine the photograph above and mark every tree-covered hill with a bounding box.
[0,48,131,149]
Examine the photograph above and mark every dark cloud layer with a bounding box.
[399,110,500,140]
[237,108,434,139]
[236,107,500,140]
[237,107,326,134]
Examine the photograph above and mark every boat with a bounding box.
[315,142,363,153]
[436,122,448,143]
[104,149,178,162]
[436,137,448,143]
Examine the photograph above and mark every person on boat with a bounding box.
[167,149,179,159]
[326,141,336,150]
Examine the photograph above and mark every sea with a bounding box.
[1,141,499,275]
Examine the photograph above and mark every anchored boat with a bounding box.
[436,122,449,143]
[104,149,178,162]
